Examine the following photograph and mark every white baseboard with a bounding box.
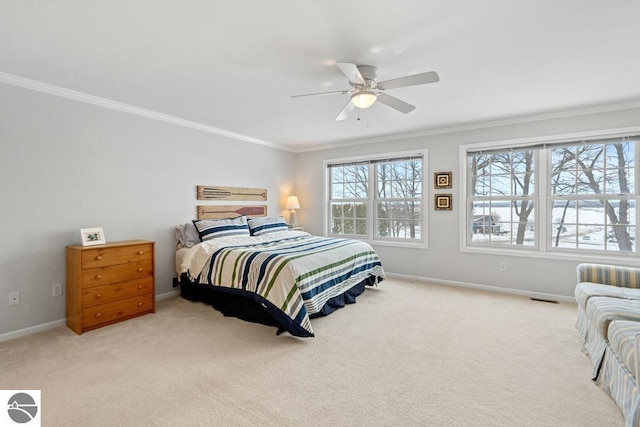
[0,291,183,343]
[157,290,180,300]
[385,272,577,304]
[0,319,67,343]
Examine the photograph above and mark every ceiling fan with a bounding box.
[292,62,439,121]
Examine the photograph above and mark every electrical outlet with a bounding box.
[499,262,507,272]
[9,291,19,306]
[53,284,63,297]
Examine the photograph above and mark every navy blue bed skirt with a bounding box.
[177,274,378,336]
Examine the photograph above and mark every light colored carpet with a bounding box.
[0,278,624,426]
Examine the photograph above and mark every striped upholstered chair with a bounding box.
[576,264,640,354]
[575,263,640,426]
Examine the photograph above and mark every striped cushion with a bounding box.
[583,297,640,378]
[575,283,640,309]
[577,263,640,289]
[193,216,250,241]
[586,297,640,340]
[247,216,288,236]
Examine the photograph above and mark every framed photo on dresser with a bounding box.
[80,227,106,246]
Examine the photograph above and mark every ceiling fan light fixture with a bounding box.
[350,90,377,109]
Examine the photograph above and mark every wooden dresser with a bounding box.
[66,240,155,334]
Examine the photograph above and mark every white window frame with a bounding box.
[459,126,640,263]
[324,149,428,249]
[465,147,540,251]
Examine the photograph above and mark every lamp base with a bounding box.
[289,210,297,228]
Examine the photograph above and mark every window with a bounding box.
[464,132,639,257]
[549,140,635,253]
[327,152,425,244]
[329,162,368,236]
[468,149,537,248]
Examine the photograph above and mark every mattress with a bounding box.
[175,246,189,277]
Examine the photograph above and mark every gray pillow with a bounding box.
[174,222,201,248]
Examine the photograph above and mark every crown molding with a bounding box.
[0,71,293,152]
[293,99,640,153]
[4,71,639,155]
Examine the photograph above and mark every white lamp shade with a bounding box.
[286,195,300,210]
[350,90,377,109]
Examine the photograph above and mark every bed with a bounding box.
[175,216,385,337]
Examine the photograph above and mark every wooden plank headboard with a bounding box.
[197,205,267,220]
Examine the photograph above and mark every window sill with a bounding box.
[370,240,429,250]
[461,245,640,266]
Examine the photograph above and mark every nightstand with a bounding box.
[288,226,304,231]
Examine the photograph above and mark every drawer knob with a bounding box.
[137,302,143,307]
[137,250,144,255]
[137,285,143,290]
[95,312,102,318]
[137,268,143,272]
[95,274,102,279]
[95,293,102,299]
[95,255,102,260]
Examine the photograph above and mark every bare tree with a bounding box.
[484,150,535,244]
[556,143,633,251]
[550,148,576,247]
[331,160,422,238]
[514,151,534,244]
[468,153,492,239]
[469,154,491,197]
[470,140,634,251]
[376,159,421,238]
[330,164,368,235]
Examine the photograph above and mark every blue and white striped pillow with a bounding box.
[247,216,289,236]
[193,216,250,241]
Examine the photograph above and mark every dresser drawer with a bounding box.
[81,243,153,269]
[82,295,154,329]
[80,260,153,288]
[81,277,153,308]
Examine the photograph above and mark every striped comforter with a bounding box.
[181,231,385,337]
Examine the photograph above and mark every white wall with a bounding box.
[2,78,638,339]
[295,107,640,299]
[0,83,295,337]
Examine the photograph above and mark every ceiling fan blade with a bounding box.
[335,101,356,121]
[376,92,416,114]
[292,90,350,98]
[336,62,365,85]
[377,71,439,90]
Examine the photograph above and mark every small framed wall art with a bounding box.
[434,172,452,189]
[80,227,106,246]
[434,194,452,211]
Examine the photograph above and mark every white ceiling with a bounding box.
[2,1,640,152]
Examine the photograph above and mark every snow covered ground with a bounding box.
[470,205,636,252]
